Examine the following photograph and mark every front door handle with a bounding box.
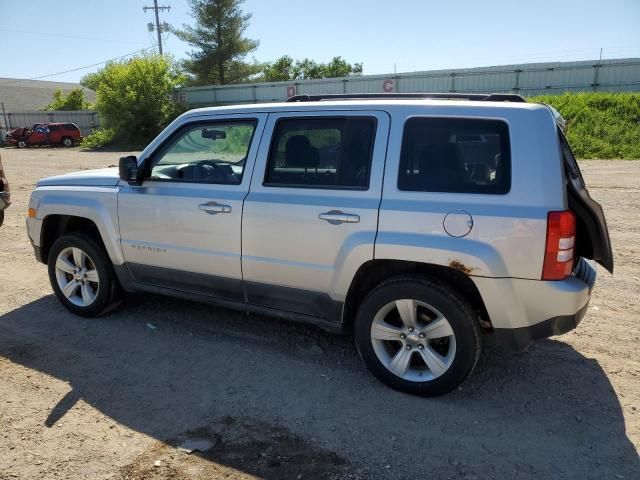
[318,210,360,225]
[198,201,232,215]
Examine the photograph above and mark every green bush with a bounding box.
[81,128,117,149]
[528,92,640,159]
[81,54,186,147]
[43,88,91,111]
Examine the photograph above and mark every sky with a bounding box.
[1,0,639,84]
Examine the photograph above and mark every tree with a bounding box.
[43,88,91,111]
[261,55,297,82]
[261,56,363,82]
[174,0,260,85]
[80,54,186,146]
[323,57,363,78]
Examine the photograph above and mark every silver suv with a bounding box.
[26,93,613,396]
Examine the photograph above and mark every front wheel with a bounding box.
[17,140,27,148]
[354,277,481,396]
[48,233,122,317]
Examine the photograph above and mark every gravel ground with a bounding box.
[0,147,638,480]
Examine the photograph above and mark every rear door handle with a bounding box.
[198,201,232,215]
[318,210,360,225]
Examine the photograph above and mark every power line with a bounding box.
[0,46,158,86]
[0,28,149,45]
[144,1,171,55]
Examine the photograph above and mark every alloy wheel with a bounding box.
[54,247,100,307]
[370,299,456,382]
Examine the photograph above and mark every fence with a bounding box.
[0,110,100,142]
[175,58,640,107]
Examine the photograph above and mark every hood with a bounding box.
[8,127,26,137]
[37,167,120,187]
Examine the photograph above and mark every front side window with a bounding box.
[398,117,511,194]
[149,120,257,184]
[265,117,376,189]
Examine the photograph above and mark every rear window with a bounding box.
[398,117,511,194]
[559,131,586,188]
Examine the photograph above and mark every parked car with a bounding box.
[25,93,613,396]
[6,123,82,148]
[0,155,10,226]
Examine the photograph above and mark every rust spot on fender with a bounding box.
[449,260,475,275]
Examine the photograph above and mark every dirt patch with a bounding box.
[0,149,638,479]
[119,417,354,480]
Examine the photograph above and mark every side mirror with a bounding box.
[119,156,141,185]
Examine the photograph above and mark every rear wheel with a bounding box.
[62,137,74,147]
[354,276,481,396]
[48,233,122,317]
[17,140,27,148]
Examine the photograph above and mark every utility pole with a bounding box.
[143,0,171,55]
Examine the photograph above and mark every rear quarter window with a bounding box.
[398,117,511,194]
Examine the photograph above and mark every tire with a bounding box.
[47,233,122,317]
[354,276,481,397]
[17,140,27,148]
[62,137,74,147]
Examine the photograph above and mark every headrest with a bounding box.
[285,135,319,169]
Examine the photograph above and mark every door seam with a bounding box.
[240,113,271,303]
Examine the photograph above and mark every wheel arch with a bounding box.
[41,215,107,264]
[342,259,492,332]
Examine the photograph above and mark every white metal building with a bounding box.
[175,58,640,107]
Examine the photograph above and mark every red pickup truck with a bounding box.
[6,122,82,148]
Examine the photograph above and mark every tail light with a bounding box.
[542,210,576,280]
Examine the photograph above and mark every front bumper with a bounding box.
[473,258,597,351]
[0,191,9,210]
[26,216,45,263]
[30,236,44,263]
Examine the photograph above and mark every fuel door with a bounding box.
[443,210,473,238]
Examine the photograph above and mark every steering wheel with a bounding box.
[195,160,235,183]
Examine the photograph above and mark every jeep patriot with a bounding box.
[26,93,613,396]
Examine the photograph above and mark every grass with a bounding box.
[528,92,640,159]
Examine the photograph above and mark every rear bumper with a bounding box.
[493,303,588,351]
[473,258,597,351]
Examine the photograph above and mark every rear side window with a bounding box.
[398,117,511,194]
[265,117,376,189]
[48,125,60,132]
[64,124,79,132]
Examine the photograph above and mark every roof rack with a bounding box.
[286,93,526,103]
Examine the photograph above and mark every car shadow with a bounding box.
[0,294,638,479]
